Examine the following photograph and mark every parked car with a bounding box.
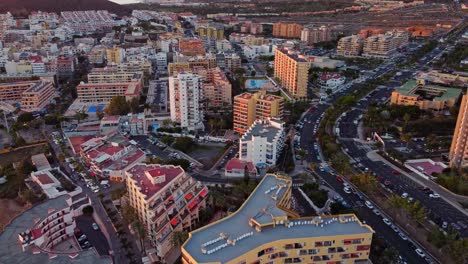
[442,221,448,229]
[78,234,87,242]
[429,193,440,199]
[401,192,408,199]
[92,223,99,230]
[365,201,374,209]
[343,187,352,194]
[415,248,426,258]
[372,209,380,216]
[383,218,392,226]
[399,232,408,241]
[392,170,401,175]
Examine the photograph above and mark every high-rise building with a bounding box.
[169,73,204,131]
[0,81,55,112]
[362,30,409,58]
[126,164,208,262]
[239,118,286,166]
[233,90,284,134]
[301,25,332,45]
[450,95,468,168]
[274,47,310,99]
[273,22,302,38]
[181,174,374,264]
[336,35,364,57]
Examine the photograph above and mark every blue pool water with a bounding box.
[247,79,269,89]
[87,105,106,113]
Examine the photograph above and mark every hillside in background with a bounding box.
[0,0,131,16]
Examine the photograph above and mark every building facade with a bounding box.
[182,174,374,264]
[233,91,284,134]
[169,73,204,131]
[301,25,332,45]
[126,164,208,262]
[450,94,468,168]
[106,47,125,64]
[274,48,310,99]
[273,22,302,38]
[239,118,286,167]
[336,35,364,57]
[0,81,55,112]
[76,81,141,103]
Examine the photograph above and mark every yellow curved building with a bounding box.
[181,174,374,264]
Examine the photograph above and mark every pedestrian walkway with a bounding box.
[367,150,468,217]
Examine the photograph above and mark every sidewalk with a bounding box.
[367,150,468,217]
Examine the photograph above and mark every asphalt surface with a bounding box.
[76,215,110,256]
[295,43,452,263]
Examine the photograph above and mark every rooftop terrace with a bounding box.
[183,174,373,263]
[396,79,461,101]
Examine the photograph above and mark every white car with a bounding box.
[399,232,408,241]
[365,201,374,209]
[415,248,426,258]
[429,193,440,199]
[343,187,352,194]
[401,192,408,199]
[92,223,99,230]
[383,218,392,226]
[372,208,380,216]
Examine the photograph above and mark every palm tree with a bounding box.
[403,113,411,130]
[400,133,412,149]
[297,149,307,165]
[170,231,188,247]
[132,220,147,255]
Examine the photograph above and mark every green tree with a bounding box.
[403,113,411,129]
[132,220,146,255]
[170,230,188,247]
[17,112,34,123]
[173,137,196,153]
[243,165,250,184]
[111,187,127,204]
[82,205,94,215]
[106,96,130,115]
[161,136,174,146]
[122,205,137,223]
[129,97,140,113]
[297,149,307,165]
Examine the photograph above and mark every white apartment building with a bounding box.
[152,52,168,72]
[169,73,204,131]
[239,118,286,167]
[243,44,277,60]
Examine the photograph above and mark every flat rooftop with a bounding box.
[396,79,461,101]
[241,119,284,142]
[183,174,373,263]
[0,195,111,264]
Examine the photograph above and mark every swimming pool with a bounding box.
[87,105,106,113]
[246,79,269,89]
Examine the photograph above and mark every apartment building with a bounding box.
[0,81,55,112]
[239,118,285,167]
[19,176,91,253]
[56,55,75,78]
[273,22,302,38]
[106,61,153,76]
[106,47,125,63]
[197,25,224,40]
[274,48,310,99]
[336,35,364,57]
[76,81,140,103]
[223,53,242,70]
[179,39,206,56]
[182,174,374,264]
[169,73,205,131]
[21,81,56,112]
[390,79,461,111]
[126,164,208,262]
[233,90,284,134]
[450,95,468,168]
[301,25,332,45]
[76,133,146,181]
[87,68,144,86]
[196,67,232,110]
[240,23,263,35]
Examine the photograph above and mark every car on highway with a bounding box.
[429,193,440,199]
[383,218,392,226]
[92,223,99,230]
[365,201,374,209]
[415,248,426,258]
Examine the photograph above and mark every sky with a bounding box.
[109,0,141,4]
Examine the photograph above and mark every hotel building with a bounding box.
[233,90,284,134]
[182,174,374,264]
[450,94,468,168]
[274,48,310,99]
[239,118,286,167]
[169,73,205,131]
[126,164,208,262]
[76,81,140,103]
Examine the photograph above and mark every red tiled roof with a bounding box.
[36,173,54,185]
[225,158,256,172]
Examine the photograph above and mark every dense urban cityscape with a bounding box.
[0,0,466,264]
